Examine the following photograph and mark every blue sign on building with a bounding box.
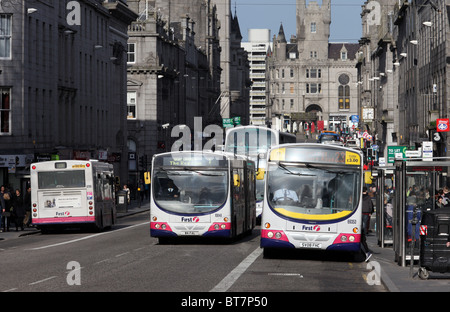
[350,115,359,123]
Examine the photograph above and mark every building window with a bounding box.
[127,91,137,119]
[127,43,136,64]
[290,68,294,78]
[338,74,350,109]
[341,51,347,60]
[338,86,350,109]
[0,14,12,59]
[0,88,10,134]
[311,22,316,33]
[306,83,321,94]
[306,68,322,79]
[310,51,317,58]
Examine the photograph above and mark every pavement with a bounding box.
[0,199,150,241]
[1,201,449,292]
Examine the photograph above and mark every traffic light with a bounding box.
[367,148,373,161]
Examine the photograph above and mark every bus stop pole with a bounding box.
[410,208,418,278]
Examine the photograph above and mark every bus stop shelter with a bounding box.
[374,166,395,248]
[393,158,450,267]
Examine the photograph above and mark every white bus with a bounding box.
[150,151,256,242]
[261,143,363,256]
[224,126,296,220]
[30,160,116,232]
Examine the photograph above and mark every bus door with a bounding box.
[244,161,256,231]
[231,160,247,236]
[375,166,395,248]
[393,159,450,267]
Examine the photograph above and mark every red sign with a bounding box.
[437,119,450,132]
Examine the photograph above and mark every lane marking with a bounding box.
[29,276,57,285]
[210,247,263,292]
[28,222,148,251]
[115,252,130,258]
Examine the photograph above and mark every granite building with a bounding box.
[0,0,137,189]
[266,0,360,135]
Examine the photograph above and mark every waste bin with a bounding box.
[116,190,128,213]
[418,207,450,280]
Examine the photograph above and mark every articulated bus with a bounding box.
[224,126,296,220]
[150,151,256,242]
[30,160,116,232]
[261,143,363,256]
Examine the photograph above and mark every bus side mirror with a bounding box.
[256,169,265,180]
[233,174,241,187]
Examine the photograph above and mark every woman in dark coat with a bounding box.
[12,189,25,231]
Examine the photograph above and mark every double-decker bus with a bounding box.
[150,151,256,242]
[261,143,363,256]
[224,126,296,220]
[30,160,116,232]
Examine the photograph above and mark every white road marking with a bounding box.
[29,276,57,285]
[210,247,263,292]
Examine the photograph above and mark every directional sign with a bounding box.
[387,146,407,163]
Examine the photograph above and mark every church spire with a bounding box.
[277,23,287,43]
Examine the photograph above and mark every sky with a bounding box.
[234,0,364,43]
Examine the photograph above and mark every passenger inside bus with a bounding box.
[161,180,180,199]
[272,188,299,203]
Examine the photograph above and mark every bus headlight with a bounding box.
[349,236,355,242]
[341,235,348,242]
[275,232,282,239]
[267,231,274,238]
[161,224,167,230]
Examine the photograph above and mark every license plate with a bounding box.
[299,243,322,249]
[182,231,198,236]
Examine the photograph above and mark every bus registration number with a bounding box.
[299,243,322,249]
[182,231,198,236]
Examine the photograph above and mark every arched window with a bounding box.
[338,74,350,110]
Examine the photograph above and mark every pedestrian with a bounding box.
[23,186,32,227]
[1,185,12,232]
[123,184,130,204]
[0,189,4,232]
[12,189,25,231]
[361,186,374,261]
[442,186,450,207]
[362,186,374,234]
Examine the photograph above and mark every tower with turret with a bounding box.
[296,0,331,59]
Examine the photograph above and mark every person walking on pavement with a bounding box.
[0,189,4,232]
[362,186,374,234]
[12,189,25,231]
[362,186,374,261]
[23,186,32,227]
[1,185,12,232]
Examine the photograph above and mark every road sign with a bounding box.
[387,146,408,163]
[223,118,234,128]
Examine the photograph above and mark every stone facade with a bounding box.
[267,0,359,135]
[0,0,136,189]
